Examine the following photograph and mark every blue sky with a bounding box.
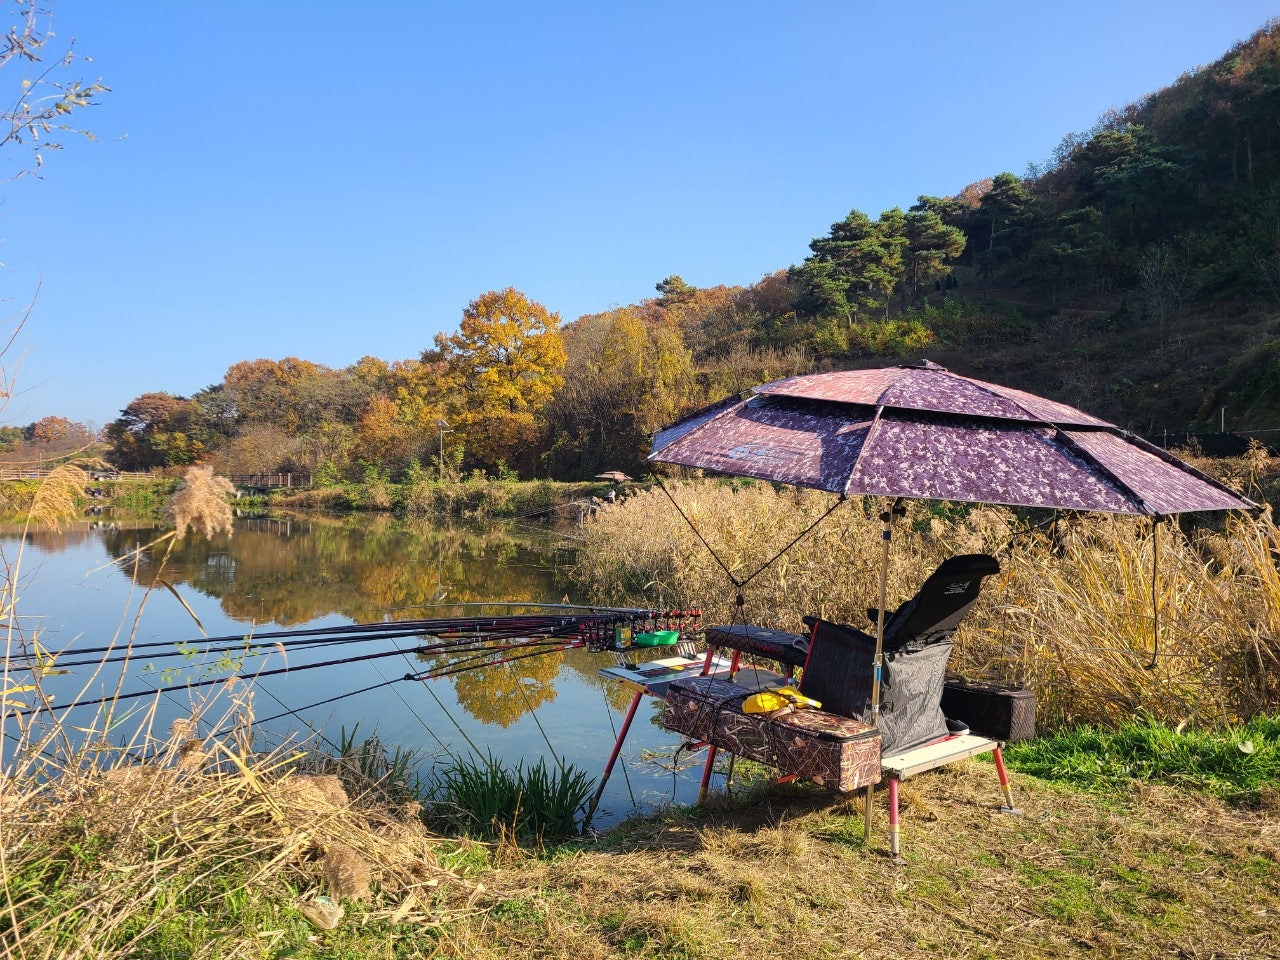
[2,2,1277,428]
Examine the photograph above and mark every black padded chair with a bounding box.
[797,554,1001,755]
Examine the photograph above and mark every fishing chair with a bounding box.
[796,553,1001,755]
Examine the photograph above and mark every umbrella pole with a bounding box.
[865,502,896,843]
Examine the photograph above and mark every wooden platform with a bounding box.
[881,733,999,780]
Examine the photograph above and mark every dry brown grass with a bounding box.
[164,465,236,539]
[451,764,1279,960]
[0,686,489,959]
[574,480,1280,727]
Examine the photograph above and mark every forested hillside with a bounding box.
[34,20,1280,482]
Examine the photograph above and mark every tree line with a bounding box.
[73,21,1280,477]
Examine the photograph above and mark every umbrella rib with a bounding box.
[1049,426,1159,517]
[841,403,888,497]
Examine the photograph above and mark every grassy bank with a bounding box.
[268,477,620,521]
[4,467,1278,957]
[2,702,1276,959]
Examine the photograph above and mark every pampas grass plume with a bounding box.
[166,465,236,539]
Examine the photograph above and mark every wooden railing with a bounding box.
[0,467,152,482]
[228,473,312,490]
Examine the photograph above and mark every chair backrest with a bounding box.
[798,553,1001,754]
[875,553,1001,651]
[794,618,875,720]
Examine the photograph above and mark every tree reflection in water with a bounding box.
[7,516,678,822]
[84,514,592,728]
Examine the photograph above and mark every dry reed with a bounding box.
[165,465,236,539]
[574,480,1280,728]
[0,685,488,959]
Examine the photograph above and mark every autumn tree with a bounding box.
[221,358,331,432]
[105,392,207,470]
[545,307,694,478]
[432,288,566,476]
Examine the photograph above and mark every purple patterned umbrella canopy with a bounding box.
[649,361,1255,516]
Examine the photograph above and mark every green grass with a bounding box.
[1004,714,1280,805]
[427,752,596,841]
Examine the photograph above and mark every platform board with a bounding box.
[880,733,999,780]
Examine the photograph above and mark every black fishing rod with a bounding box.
[8,633,560,719]
[9,615,606,721]
[6,610,643,671]
[205,635,592,739]
[11,610,632,661]
[26,622,579,671]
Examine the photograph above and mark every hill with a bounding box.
[647,20,1280,439]
[89,21,1280,482]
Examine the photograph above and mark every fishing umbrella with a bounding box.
[650,360,1252,515]
[595,470,633,482]
[649,360,1256,756]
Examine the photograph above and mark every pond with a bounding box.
[2,514,706,827]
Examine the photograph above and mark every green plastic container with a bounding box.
[634,629,680,647]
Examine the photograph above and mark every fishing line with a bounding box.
[209,675,405,740]
[596,687,637,813]
[419,679,485,760]
[508,660,561,767]
[653,474,847,591]
[10,638,455,719]
[370,656,460,763]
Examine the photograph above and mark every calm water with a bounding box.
[2,515,704,826]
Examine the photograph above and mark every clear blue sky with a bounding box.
[2,1,1277,429]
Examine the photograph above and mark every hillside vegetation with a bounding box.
[14,21,1280,485]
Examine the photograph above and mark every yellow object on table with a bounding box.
[742,686,821,713]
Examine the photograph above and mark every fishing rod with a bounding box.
[8,631,575,720]
[10,609,638,660]
[29,623,584,671]
[8,610,618,721]
[6,609,654,671]
[205,635,591,739]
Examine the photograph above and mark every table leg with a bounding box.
[586,690,644,823]
[863,782,875,842]
[993,745,1022,814]
[698,744,719,802]
[888,778,901,859]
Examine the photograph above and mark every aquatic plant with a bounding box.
[429,752,595,842]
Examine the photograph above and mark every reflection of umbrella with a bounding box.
[595,471,633,482]
[649,361,1256,822]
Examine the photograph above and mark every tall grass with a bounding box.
[0,687,486,959]
[428,752,595,842]
[571,480,1280,728]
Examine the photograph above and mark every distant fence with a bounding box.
[229,473,312,491]
[0,467,153,482]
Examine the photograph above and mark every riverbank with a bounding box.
[60,473,631,523]
[4,712,1276,959]
[3,465,1279,957]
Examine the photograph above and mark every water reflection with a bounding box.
[2,516,683,824]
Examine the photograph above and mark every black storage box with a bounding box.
[703,624,809,669]
[941,678,1036,742]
